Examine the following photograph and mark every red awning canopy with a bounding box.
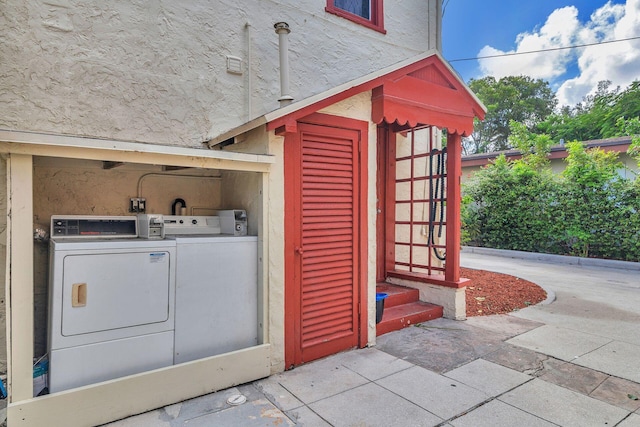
[267,53,485,136]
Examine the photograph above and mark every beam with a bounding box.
[445,133,461,283]
[6,154,34,401]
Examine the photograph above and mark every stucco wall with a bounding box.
[0,0,438,147]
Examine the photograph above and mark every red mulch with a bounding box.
[462,267,547,317]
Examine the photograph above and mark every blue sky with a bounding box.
[442,0,640,106]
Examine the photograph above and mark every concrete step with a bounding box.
[375,283,443,336]
[376,282,420,307]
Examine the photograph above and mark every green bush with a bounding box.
[462,140,640,262]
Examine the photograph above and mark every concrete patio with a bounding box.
[104,249,640,426]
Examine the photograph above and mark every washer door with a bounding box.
[61,251,171,336]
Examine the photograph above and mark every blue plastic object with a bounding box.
[375,292,388,324]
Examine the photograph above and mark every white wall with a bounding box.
[0,0,439,147]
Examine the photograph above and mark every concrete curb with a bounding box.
[535,284,556,306]
[462,246,640,272]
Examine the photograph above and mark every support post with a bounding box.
[6,154,34,402]
[445,133,461,283]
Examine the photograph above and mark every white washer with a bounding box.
[48,238,176,393]
[169,233,259,364]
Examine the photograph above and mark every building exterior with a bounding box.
[0,1,485,425]
[462,136,637,182]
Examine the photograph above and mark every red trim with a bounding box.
[325,0,385,33]
[267,55,485,135]
[462,138,632,168]
[370,59,483,135]
[284,113,369,368]
[445,133,462,283]
[388,270,470,289]
[385,129,397,277]
[284,127,302,369]
[376,125,387,282]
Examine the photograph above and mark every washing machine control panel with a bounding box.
[51,215,138,239]
[216,210,248,236]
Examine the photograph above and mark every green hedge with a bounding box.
[462,143,640,262]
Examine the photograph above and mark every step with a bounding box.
[376,283,420,307]
[376,301,443,337]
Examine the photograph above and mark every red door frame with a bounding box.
[375,124,397,282]
[284,112,369,368]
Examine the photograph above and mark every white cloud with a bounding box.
[478,0,640,107]
[478,6,581,80]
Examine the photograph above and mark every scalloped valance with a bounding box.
[267,52,485,137]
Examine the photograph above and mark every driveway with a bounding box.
[461,249,640,382]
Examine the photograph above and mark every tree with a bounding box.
[508,120,553,169]
[465,76,557,154]
[538,80,640,143]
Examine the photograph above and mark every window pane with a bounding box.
[335,0,370,19]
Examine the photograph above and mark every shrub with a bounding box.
[462,140,640,261]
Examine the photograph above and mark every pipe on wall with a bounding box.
[274,22,294,107]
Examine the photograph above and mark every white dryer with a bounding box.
[48,216,176,393]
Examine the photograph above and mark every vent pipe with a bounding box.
[274,22,294,106]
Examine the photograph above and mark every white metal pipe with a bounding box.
[245,21,253,121]
[274,22,293,106]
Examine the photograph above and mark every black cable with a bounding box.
[447,36,640,63]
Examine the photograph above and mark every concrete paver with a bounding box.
[270,357,369,404]
[444,359,532,396]
[506,324,612,361]
[481,343,552,376]
[284,406,331,427]
[574,341,640,382]
[618,413,640,427]
[377,366,488,420]
[309,382,442,427]
[537,358,609,395]
[464,314,544,338]
[376,319,506,373]
[450,400,557,427]
[589,376,640,412]
[499,378,629,427]
[254,377,304,411]
[103,409,171,427]
[326,347,413,381]
[182,399,294,427]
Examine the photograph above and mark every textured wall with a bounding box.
[0,0,437,147]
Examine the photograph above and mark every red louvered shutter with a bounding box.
[289,122,361,364]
